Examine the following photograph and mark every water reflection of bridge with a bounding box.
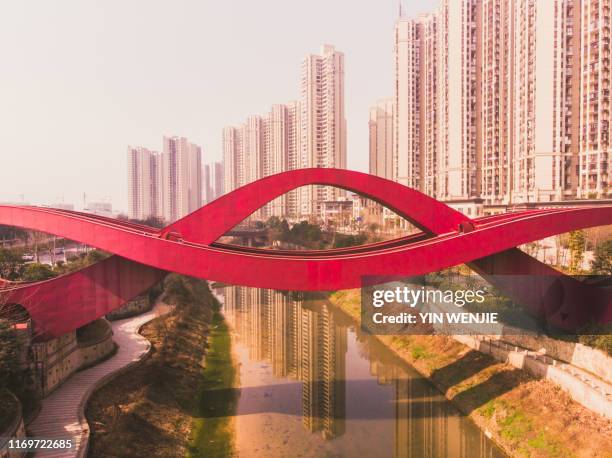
[222,286,503,457]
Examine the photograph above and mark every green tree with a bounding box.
[117,215,165,228]
[266,217,289,244]
[21,263,57,282]
[163,274,192,308]
[0,249,24,280]
[143,216,165,228]
[568,230,586,274]
[0,226,28,244]
[85,250,107,264]
[266,216,282,229]
[0,320,20,393]
[591,239,612,275]
[333,233,368,248]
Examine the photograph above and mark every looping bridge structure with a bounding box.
[0,168,611,339]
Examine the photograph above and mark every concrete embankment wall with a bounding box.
[35,319,116,396]
[500,329,612,384]
[78,324,115,370]
[455,335,612,419]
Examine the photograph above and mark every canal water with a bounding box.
[220,286,505,458]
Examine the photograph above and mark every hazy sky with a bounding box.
[0,0,438,212]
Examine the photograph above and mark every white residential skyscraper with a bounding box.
[419,13,439,198]
[223,45,345,221]
[267,104,292,217]
[395,18,422,190]
[203,163,213,204]
[436,0,479,203]
[511,0,578,203]
[161,136,203,222]
[213,161,224,200]
[369,98,395,180]
[376,0,609,216]
[394,13,439,195]
[223,101,302,219]
[203,161,225,204]
[127,146,161,220]
[480,0,514,205]
[223,126,243,193]
[300,44,347,217]
[127,136,203,223]
[579,0,611,198]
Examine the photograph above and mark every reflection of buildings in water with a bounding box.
[267,289,298,379]
[369,361,499,458]
[394,372,456,458]
[248,288,267,361]
[223,286,247,342]
[224,286,269,361]
[223,286,498,455]
[222,286,347,440]
[370,359,395,385]
[298,302,347,439]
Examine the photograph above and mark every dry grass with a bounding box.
[328,289,612,458]
[86,284,214,458]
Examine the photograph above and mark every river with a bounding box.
[219,286,505,458]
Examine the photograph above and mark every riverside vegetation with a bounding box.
[86,275,235,458]
[0,248,117,435]
[330,289,612,458]
[0,319,22,433]
[187,307,237,457]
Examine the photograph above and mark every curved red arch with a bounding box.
[164,168,470,244]
[0,168,610,338]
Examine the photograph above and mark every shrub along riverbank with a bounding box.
[0,317,38,428]
[0,389,18,433]
[187,309,237,457]
[86,275,221,458]
[329,289,612,458]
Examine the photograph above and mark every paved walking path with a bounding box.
[29,303,172,457]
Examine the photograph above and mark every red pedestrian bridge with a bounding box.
[0,169,610,338]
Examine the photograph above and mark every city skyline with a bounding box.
[0,0,438,212]
[369,0,612,218]
[127,135,203,222]
[223,44,346,220]
[1,2,611,457]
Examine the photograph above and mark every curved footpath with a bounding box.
[28,302,173,458]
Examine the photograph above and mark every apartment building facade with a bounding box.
[161,136,202,222]
[395,19,422,190]
[369,98,395,180]
[127,146,162,220]
[300,44,347,217]
[223,102,302,219]
[127,136,203,223]
[378,0,610,217]
[223,45,346,221]
[579,0,611,198]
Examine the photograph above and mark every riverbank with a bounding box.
[187,310,237,457]
[86,276,217,458]
[329,289,612,458]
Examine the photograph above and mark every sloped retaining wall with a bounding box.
[501,328,612,384]
[78,321,115,370]
[455,334,612,419]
